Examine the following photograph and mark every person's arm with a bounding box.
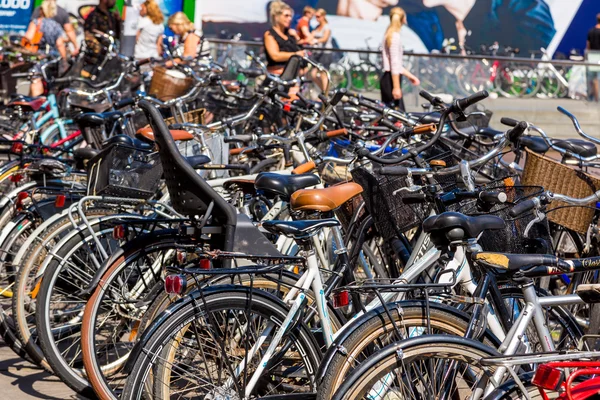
[183,33,200,58]
[156,35,163,57]
[337,0,349,16]
[264,31,304,63]
[24,21,36,43]
[298,24,313,44]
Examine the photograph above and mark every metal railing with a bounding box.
[207,38,600,102]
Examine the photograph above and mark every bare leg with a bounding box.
[30,78,44,97]
[56,37,67,59]
[594,76,599,102]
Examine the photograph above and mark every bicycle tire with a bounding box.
[121,286,322,400]
[331,335,499,400]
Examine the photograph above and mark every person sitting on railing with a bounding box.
[380,7,420,112]
[263,1,305,76]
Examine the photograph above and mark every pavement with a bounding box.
[0,341,87,399]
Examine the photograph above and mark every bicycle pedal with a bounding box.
[576,284,600,303]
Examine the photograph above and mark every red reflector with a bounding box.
[11,142,23,154]
[112,225,126,240]
[532,364,563,391]
[54,194,66,208]
[15,191,29,209]
[199,259,211,270]
[283,103,291,112]
[333,290,350,309]
[164,274,187,295]
[9,173,23,183]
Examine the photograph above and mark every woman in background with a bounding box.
[134,0,164,60]
[380,7,420,111]
[263,1,305,76]
[311,8,333,91]
[168,12,206,60]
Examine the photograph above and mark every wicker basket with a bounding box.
[164,108,205,125]
[149,67,194,101]
[521,148,600,234]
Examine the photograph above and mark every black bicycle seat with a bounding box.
[74,113,106,128]
[103,135,153,151]
[255,172,321,201]
[262,218,340,239]
[73,147,100,161]
[552,138,597,158]
[520,136,549,153]
[185,154,211,169]
[473,252,562,271]
[28,158,68,175]
[423,212,505,247]
[407,112,441,124]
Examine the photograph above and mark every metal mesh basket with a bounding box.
[351,166,430,240]
[453,182,550,254]
[87,144,163,199]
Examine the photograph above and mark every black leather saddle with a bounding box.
[103,134,153,151]
[553,138,597,158]
[255,172,321,201]
[423,212,505,247]
[75,111,123,128]
[262,218,340,239]
[520,136,549,153]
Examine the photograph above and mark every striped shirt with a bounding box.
[382,32,404,76]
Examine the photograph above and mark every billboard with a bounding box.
[0,0,34,34]
[200,0,600,56]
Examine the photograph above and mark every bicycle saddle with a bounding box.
[407,111,441,124]
[473,252,565,272]
[423,212,505,247]
[7,97,46,112]
[290,182,363,212]
[255,172,321,201]
[262,218,340,239]
[28,158,68,175]
[237,67,263,78]
[185,154,211,169]
[74,113,105,127]
[552,138,597,158]
[103,134,153,151]
[73,147,100,161]
[135,127,194,143]
[519,136,549,153]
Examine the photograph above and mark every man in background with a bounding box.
[31,0,79,55]
[295,6,314,44]
[82,0,121,78]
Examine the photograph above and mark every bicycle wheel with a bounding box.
[35,216,143,397]
[317,300,500,400]
[121,286,322,400]
[12,209,115,370]
[331,335,499,400]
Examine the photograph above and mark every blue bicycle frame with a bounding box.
[19,94,73,144]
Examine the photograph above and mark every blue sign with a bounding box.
[0,0,34,34]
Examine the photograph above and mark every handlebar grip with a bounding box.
[224,134,254,143]
[11,73,29,78]
[292,160,316,174]
[500,117,519,127]
[479,191,507,205]
[507,121,528,143]
[331,88,347,106]
[508,198,537,218]
[455,90,489,111]
[413,123,436,134]
[230,147,249,155]
[326,128,348,138]
[115,97,135,109]
[401,193,427,204]
[276,91,291,99]
[357,99,384,114]
[419,90,436,103]
[136,58,151,66]
[378,166,409,176]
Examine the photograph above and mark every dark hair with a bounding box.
[597,13,600,24]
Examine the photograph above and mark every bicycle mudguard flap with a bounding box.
[576,284,600,304]
[233,213,283,258]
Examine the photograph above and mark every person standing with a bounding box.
[167,12,206,61]
[84,0,122,41]
[587,13,600,101]
[30,0,79,56]
[134,0,164,61]
[295,6,314,45]
[380,7,419,111]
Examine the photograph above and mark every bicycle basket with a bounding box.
[87,143,163,199]
[454,182,550,254]
[351,165,430,241]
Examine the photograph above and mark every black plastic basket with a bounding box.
[87,143,162,199]
[453,183,550,254]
